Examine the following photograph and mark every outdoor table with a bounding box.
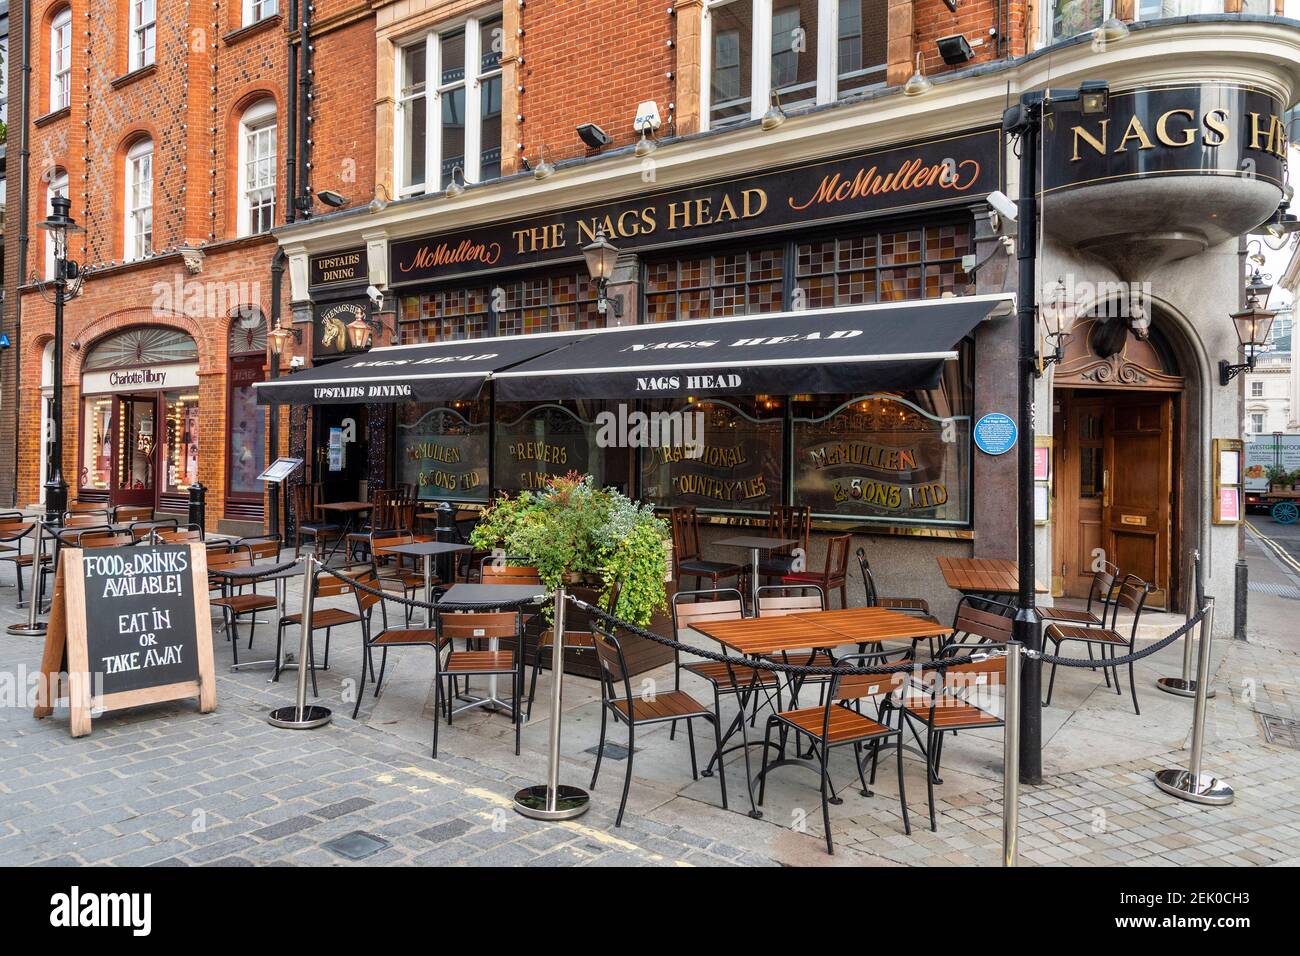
[376,541,472,629]
[317,501,373,563]
[791,607,953,647]
[209,559,303,674]
[440,582,546,715]
[937,556,1048,601]
[714,535,797,609]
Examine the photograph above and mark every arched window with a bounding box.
[243,0,278,26]
[226,309,268,512]
[44,169,68,280]
[129,0,157,71]
[124,138,153,261]
[50,8,71,111]
[237,99,277,236]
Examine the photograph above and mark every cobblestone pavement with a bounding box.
[1,554,1298,867]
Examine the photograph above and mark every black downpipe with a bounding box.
[297,3,312,219]
[267,250,286,537]
[10,0,32,505]
[285,0,297,224]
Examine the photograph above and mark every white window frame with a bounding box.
[393,7,503,197]
[1249,412,1265,434]
[702,0,879,133]
[124,139,153,262]
[1250,380,1265,398]
[45,170,68,280]
[50,8,71,111]
[129,0,156,70]
[243,0,278,25]
[237,99,277,236]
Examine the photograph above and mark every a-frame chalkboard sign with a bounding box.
[34,542,217,737]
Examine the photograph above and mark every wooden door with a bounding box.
[1054,395,1107,598]
[1103,396,1173,607]
[112,394,159,509]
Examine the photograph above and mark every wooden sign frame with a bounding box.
[34,542,216,737]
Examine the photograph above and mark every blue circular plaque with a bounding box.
[973,413,1018,456]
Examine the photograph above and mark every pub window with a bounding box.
[703,0,888,130]
[795,222,972,307]
[791,344,974,526]
[397,269,603,343]
[644,246,785,322]
[1043,0,1107,44]
[1135,0,1222,21]
[640,397,784,516]
[397,398,490,502]
[395,7,503,197]
[494,401,632,496]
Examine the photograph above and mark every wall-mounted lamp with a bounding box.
[760,89,787,130]
[445,166,470,199]
[936,34,973,66]
[583,228,623,319]
[1037,278,1077,373]
[532,145,555,180]
[268,320,303,362]
[902,53,932,97]
[317,190,348,208]
[1219,268,1277,386]
[345,311,398,352]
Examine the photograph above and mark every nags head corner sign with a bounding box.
[390,128,1002,284]
[1044,83,1286,193]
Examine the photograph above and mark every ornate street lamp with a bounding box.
[1219,270,1277,386]
[1038,277,1079,370]
[267,320,302,363]
[35,195,85,525]
[582,228,623,318]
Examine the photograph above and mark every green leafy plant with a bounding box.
[468,472,669,626]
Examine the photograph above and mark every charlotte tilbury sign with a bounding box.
[390,128,1002,284]
[82,362,200,395]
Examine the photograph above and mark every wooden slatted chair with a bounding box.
[273,567,363,695]
[113,505,153,523]
[524,582,613,722]
[781,533,851,609]
[480,562,542,585]
[366,530,434,626]
[669,588,783,746]
[154,526,204,544]
[209,542,281,659]
[77,530,134,548]
[758,651,913,853]
[433,610,524,757]
[128,518,178,541]
[0,519,37,604]
[757,584,833,707]
[942,595,1016,652]
[292,482,340,558]
[1039,564,1119,628]
[670,506,746,593]
[347,569,440,723]
[758,505,811,583]
[897,644,1008,831]
[62,512,111,529]
[588,621,726,827]
[1043,575,1152,714]
[856,546,938,624]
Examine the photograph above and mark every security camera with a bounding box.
[289,355,305,369]
[986,190,1019,237]
[366,285,385,310]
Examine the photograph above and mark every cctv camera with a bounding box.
[289,355,305,369]
[986,190,1018,225]
[366,285,384,309]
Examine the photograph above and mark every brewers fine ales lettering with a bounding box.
[81,545,200,696]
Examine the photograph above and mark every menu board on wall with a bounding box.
[793,395,969,525]
[397,404,489,501]
[495,403,604,493]
[639,399,782,514]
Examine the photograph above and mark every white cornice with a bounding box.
[274,18,1300,258]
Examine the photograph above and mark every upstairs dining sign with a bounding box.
[390,127,1002,285]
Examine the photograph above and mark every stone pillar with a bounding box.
[886,0,915,87]
[675,0,704,136]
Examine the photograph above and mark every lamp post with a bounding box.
[35,196,85,526]
[1002,80,1108,785]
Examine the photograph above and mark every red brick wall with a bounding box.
[303,13,377,214]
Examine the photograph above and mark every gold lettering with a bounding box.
[1203,108,1230,147]
[1155,109,1196,148]
[1114,116,1155,153]
[1071,119,1109,161]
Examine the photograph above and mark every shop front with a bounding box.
[76,327,203,515]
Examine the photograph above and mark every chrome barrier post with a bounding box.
[1154,598,1233,805]
[1003,642,1021,867]
[1157,550,1214,699]
[267,555,332,729]
[513,586,590,820]
[8,519,49,636]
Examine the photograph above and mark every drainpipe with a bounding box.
[1234,236,1248,640]
[296,2,312,219]
[267,249,285,537]
[285,0,297,225]
[10,0,32,505]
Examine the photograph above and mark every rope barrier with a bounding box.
[1034,604,1208,669]
[315,561,546,614]
[208,558,303,580]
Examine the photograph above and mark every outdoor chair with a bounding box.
[77,530,134,549]
[274,566,363,695]
[758,505,811,583]
[758,650,913,853]
[589,621,727,827]
[345,488,391,561]
[670,507,746,593]
[154,526,204,544]
[367,530,432,625]
[939,595,1016,657]
[433,609,524,758]
[209,543,281,661]
[480,562,541,585]
[0,518,37,603]
[62,512,111,529]
[113,505,153,523]
[129,518,179,541]
[758,584,832,707]
[856,546,938,624]
[1039,564,1119,628]
[1043,575,1153,714]
[67,501,109,513]
[348,569,440,723]
[781,532,851,609]
[895,642,1008,831]
[292,482,341,558]
[524,583,615,722]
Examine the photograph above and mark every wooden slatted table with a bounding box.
[937,556,1048,597]
[792,607,951,645]
[691,615,842,657]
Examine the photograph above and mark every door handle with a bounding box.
[1102,469,1110,508]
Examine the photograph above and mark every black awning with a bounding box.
[493,295,1012,401]
[253,330,589,405]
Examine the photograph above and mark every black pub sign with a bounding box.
[310,247,367,287]
[390,127,1003,285]
[312,298,370,357]
[1043,83,1286,194]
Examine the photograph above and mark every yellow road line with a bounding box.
[374,765,693,865]
[1246,522,1300,577]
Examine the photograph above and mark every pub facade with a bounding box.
[267,9,1300,632]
